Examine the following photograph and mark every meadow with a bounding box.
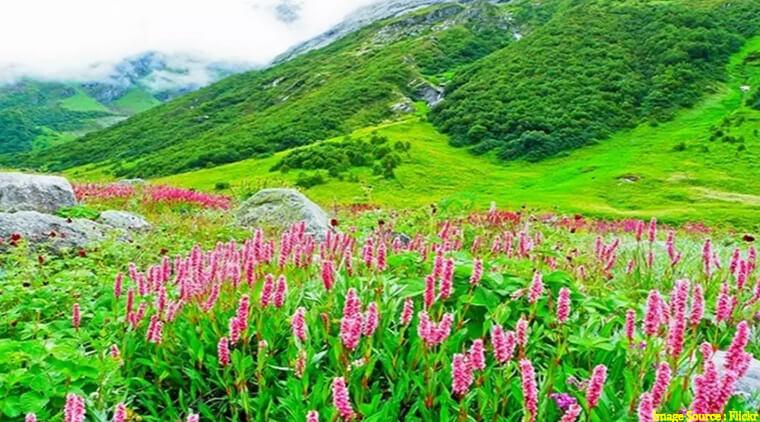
[1,183,758,421]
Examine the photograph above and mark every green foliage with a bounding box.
[295,171,326,188]
[273,134,408,180]
[0,82,113,154]
[55,205,101,220]
[431,0,760,160]
[8,2,516,177]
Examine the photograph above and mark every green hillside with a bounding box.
[121,35,760,228]
[10,2,525,177]
[11,0,760,180]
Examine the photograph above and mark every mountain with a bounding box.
[11,0,520,177]
[0,52,246,155]
[7,0,760,197]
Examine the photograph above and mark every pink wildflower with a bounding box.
[306,410,319,422]
[451,353,474,396]
[468,339,486,371]
[331,377,355,420]
[340,314,363,351]
[114,273,123,298]
[643,290,661,336]
[716,282,734,323]
[217,336,230,366]
[559,404,582,422]
[519,359,538,422]
[528,271,544,304]
[725,321,751,373]
[585,364,607,409]
[638,392,654,422]
[516,317,529,347]
[690,284,704,327]
[146,314,164,344]
[72,303,81,330]
[273,275,287,308]
[400,298,414,326]
[187,413,199,422]
[343,288,361,318]
[25,414,36,422]
[491,325,516,363]
[470,258,483,285]
[260,274,274,307]
[291,307,307,342]
[363,302,379,337]
[321,260,335,290]
[110,344,121,359]
[376,242,387,271]
[650,362,671,408]
[439,258,454,299]
[557,287,571,323]
[625,309,636,342]
[647,217,657,242]
[424,274,436,308]
[64,393,86,422]
[113,403,127,422]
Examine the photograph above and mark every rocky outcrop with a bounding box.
[0,172,76,213]
[236,189,330,241]
[714,351,760,398]
[0,211,109,251]
[99,210,151,232]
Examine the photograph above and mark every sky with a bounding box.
[0,0,377,83]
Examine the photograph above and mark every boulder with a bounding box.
[713,351,760,398]
[99,210,151,232]
[236,189,330,240]
[0,211,109,251]
[0,172,77,213]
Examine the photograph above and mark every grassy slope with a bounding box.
[111,88,161,114]
[141,37,760,228]
[58,88,111,113]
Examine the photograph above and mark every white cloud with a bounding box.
[0,0,377,83]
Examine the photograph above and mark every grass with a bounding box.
[111,88,161,114]
[138,37,760,229]
[58,88,110,113]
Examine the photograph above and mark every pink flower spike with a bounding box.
[519,359,538,422]
[650,362,671,408]
[638,392,654,422]
[273,275,288,308]
[25,414,36,422]
[559,404,582,422]
[625,309,636,342]
[516,317,529,347]
[187,413,200,422]
[321,260,335,290]
[363,302,379,337]
[585,364,607,409]
[72,303,81,330]
[557,287,571,324]
[113,403,127,422]
[306,410,319,422]
[423,274,436,308]
[690,284,704,327]
[291,307,307,342]
[260,274,274,307]
[217,336,230,367]
[643,290,661,336]
[64,393,86,422]
[468,339,486,371]
[451,353,474,396]
[331,377,355,420]
[400,298,414,326]
[114,273,123,298]
[469,258,483,285]
[528,271,544,304]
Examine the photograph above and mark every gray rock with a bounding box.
[0,172,76,213]
[99,210,151,231]
[236,189,330,241]
[391,99,414,113]
[0,211,109,251]
[713,351,760,398]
